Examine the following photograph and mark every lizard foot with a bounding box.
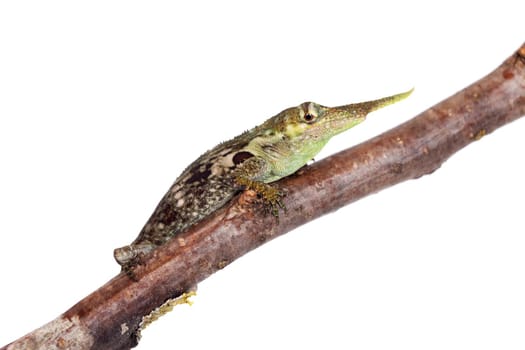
[259,185,287,217]
[134,289,197,342]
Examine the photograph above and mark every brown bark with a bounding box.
[2,44,525,350]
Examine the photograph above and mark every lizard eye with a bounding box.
[304,113,315,122]
[301,102,319,123]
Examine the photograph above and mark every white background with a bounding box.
[1,2,524,349]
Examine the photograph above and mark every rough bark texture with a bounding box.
[3,44,525,350]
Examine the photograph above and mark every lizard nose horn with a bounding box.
[336,88,414,118]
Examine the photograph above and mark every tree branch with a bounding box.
[3,44,525,350]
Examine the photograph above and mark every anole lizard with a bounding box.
[114,89,412,276]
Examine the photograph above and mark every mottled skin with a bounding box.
[114,89,413,274]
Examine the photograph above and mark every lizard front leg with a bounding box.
[233,156,285,215]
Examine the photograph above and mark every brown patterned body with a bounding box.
[113,137,254,269]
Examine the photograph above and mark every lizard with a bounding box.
[113,88,413,276]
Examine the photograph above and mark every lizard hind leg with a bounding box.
[113,241,156,280]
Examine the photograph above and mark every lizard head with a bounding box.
[245,89,413,182]
[277,88,414,144]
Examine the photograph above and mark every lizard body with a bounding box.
[114,89,412,274]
